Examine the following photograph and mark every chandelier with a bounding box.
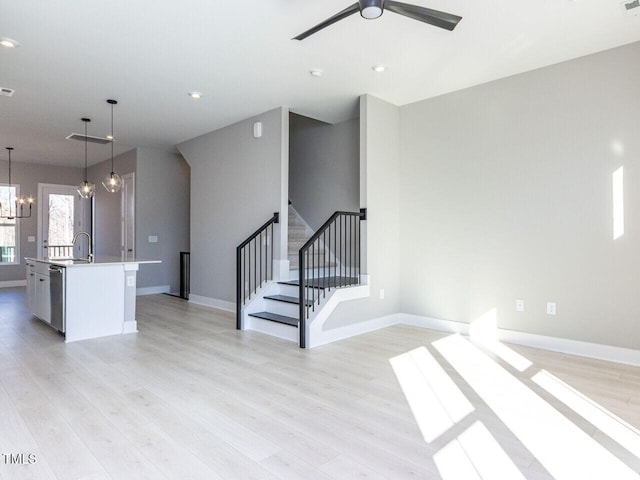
[0,147,35,219]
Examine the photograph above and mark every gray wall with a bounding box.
[135,147,190,292]
[177,107,288,304]
[399,41,640,349]
[88,149,137,257]
[324,95,401,328]
[289,113,359,230]
[0,161,84,282]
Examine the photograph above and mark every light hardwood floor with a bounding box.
[1,287,639,479]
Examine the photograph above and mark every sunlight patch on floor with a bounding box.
[434,421,526,480]
[433,334,639,480]
[389,346,474,443]
[533,369,640,459]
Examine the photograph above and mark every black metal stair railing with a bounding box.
[236,212,279,330]
[298,208,366,348]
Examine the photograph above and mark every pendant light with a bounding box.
[77,118,95,199]
[0,147,35,219]
[102,99,121,193]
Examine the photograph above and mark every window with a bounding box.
[0,184,19,264]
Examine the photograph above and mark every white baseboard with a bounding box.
[136,285,170,296]
[395,313,640,367]
[189,294,235,313]
[0,280,27,288]
[311,313,398,348]
[122,321,138,334]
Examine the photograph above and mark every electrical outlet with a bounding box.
[515,299,524,312]
[546,302,556,315]
[379,289,385,300]
[148,235,158,243]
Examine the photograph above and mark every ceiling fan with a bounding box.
[293,0,462,41]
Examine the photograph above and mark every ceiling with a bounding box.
[1,0,639,167]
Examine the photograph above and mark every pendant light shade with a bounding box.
[0,147,35,219]
[102,99,122,193]
[77,118,95,199]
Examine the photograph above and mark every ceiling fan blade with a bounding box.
[293,3,360,40]
[385,1,462,31]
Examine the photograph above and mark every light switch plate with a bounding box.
[127,276,135,287]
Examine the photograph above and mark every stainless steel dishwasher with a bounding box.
[49,265,66,333]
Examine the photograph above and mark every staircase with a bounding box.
[237,208,365,348]
[287,207,309,270]
[246,275,358,330]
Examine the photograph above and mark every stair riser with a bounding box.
[244,316,297,342]
[277,283,300,297]
[263,299,299,317]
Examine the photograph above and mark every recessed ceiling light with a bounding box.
[310,69,323,77]
[188,91,203,99]
[0,37,20,48]
[372,64,386,73]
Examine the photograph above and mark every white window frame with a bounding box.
[0,183,21,266]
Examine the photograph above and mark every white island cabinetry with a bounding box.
[26,260,51,323]
[25,257,160,342]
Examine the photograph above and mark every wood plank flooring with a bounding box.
[0,287,639,479]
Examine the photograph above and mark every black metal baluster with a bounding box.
[349,215,352,285]
[338,215,341,288]
[312,243,315,311]
[236,245,242,329]
[244,247,248,301]
[305,249,310,318]
[357,215,360,281]
[323,229,326,298]
[259,231,263,288]
[299,245,305,348]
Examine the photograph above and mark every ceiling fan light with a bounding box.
[361,6,383,19]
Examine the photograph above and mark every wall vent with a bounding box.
[0,87,15,97]
[65,133,111,145]
[621,0,640,16]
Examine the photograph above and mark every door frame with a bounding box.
[121,173,135,260]
[37,183,87,258]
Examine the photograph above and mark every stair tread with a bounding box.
[248,311,298,327]
[279,276,359,289]
[264,294,313,306]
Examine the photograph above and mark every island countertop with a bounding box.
[26,257,161,267]
[25,256,161,342]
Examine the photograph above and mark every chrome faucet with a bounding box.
[72,231,93,262]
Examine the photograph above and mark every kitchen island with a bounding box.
[25,257,160,342]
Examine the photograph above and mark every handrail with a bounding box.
[298,208,366,348]
[236,212,279,330]
[238,213,280,250]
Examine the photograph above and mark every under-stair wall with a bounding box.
[177,107,289,310]
[289,113,359,230]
